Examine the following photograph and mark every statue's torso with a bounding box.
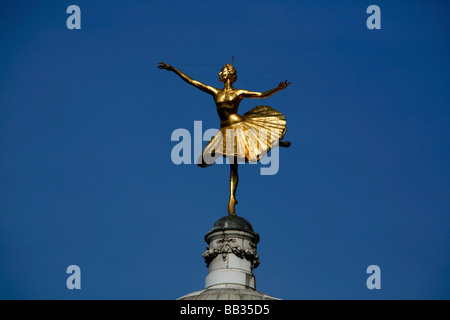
[214,89,243,127]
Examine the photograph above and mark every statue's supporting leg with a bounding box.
[228,162,239,215]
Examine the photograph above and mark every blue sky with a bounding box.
[1,0,449,299]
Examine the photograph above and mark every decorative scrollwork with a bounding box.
[202,237,260,269]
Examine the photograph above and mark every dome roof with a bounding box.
[205,215,259,241]
[178,288,280,300]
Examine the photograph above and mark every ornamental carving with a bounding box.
[202,237,260,269]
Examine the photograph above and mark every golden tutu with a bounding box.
[199,105,287,167]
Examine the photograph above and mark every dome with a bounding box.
[205,215,259,241]
[178,288,280,300]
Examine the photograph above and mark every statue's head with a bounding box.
[219,63,237,83]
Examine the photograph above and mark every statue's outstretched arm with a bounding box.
[157,62,218,96]
[239,80,291,99]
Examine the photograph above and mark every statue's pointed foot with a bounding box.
[279,141,291,148]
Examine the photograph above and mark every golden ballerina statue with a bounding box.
[158,60,291,216]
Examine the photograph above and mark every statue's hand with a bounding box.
[278,80,291,90]
[157,62,174,71]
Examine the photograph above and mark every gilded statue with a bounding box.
[158,60,291,216]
